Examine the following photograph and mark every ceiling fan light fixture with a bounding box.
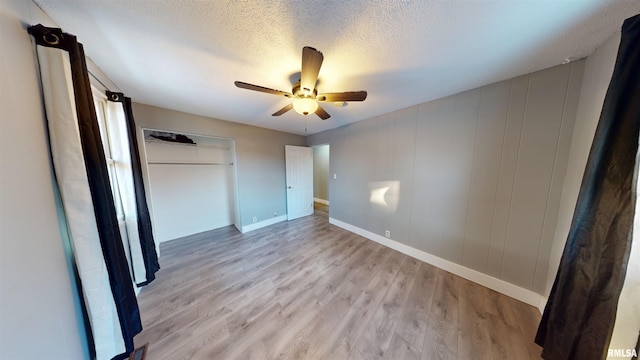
[235,46,367,121]
[293,97,318,115]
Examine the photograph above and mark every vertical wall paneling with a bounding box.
[531,61,584,293]
[409,100,441,254]
[307,61,585,294]
[365,115,389,234]
[389,107,418,245]
[327,126,349,222]
[462,81,511,273]
[486,75,529,278]
[441,89,481,264]
[423,97,457,258]
[500,65,573,289]
[348,121,368,229]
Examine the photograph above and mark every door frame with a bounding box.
[139,128,241,245]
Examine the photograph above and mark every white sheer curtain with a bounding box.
[105,99,148,285]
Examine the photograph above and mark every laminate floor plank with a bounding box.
[395,262,438,351]
[187,302,285,360]
[267,289,325,359]
[509,297,545,359]
[318,265,397,360]
[277,281,363,360]
[311,241,372,305]
[385,333,421,360]
[458,280,493,360]
[421,270,460,360]
[353,255,422,359]
[150,314,229,360]
[349,244,395,291]
[134,210,543,359]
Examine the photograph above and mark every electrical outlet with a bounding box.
[385,230,391,238]
[333,173,337,180]
[273,212,277,217]
[252,217,257,223]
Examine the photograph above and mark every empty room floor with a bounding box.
[134,208,542,359]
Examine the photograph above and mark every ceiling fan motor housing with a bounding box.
[292,82,317,98]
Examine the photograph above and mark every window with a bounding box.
[93,90,125,220]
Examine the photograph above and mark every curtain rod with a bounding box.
[88,70,111,92]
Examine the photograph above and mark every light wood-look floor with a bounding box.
[135,203,543,359]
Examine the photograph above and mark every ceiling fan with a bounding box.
[234,46,367,120]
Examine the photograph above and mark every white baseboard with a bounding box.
[538,296,548,314]
[314,198,329,205]
[329,217,544,309]
[240,215,287,233]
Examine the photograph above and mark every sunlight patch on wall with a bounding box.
[369,181,400,214]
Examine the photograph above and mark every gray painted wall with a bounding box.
[1,1,88,358]
[313,145,330,202]
[131,103,306,228]
[307,61,585,293]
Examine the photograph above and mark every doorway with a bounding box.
[312,144,330,219]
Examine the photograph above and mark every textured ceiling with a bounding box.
[34,0,640,135]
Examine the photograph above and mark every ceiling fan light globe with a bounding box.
[293,97,318,116]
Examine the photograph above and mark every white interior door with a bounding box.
[286,145,314,220]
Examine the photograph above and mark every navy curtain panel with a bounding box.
[106,91,160,286]
[28,24,141,360]
[535,14,640,360]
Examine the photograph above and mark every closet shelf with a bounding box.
[147,161,234,166]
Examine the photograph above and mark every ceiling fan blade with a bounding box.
[315,104,331,120]
[272,103,293,116]
[300,47,323,94]
[316,91,367,102]
[235,81,292,97]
